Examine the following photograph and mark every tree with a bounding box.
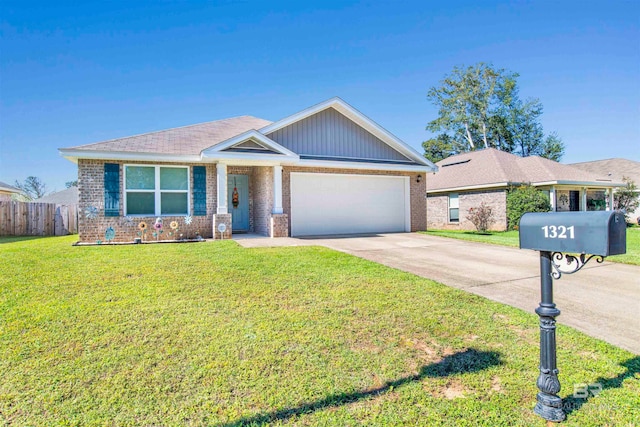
[65,180,78,188]
[537,132,564,162]
[614,177,639,223]
[422,133,466,163]
[14,176,48,200]
[506,185,551,230]
[425,63,564,161]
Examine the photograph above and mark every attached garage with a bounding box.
[290,172,410,236]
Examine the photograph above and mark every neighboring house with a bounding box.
[60,98,437,243]
[0,181,24,201]
[569,158,640,221]
[35,186,79,205]
[426,148,623,231]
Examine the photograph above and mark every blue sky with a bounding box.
[1,0,638,192]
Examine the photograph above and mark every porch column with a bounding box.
[273,165,283,214]
[581,188,587,211]
[549,187,556,211]
[607,188,614,211]
[269,165,288,238]
[217,163,228,214]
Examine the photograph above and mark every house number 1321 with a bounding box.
[541,225,575,239]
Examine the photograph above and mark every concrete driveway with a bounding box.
[237,232,640,354]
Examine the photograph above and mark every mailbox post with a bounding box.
[519,211,626,423]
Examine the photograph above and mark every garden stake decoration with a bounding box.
[153,217,163,241]
[169,220,179,239]
[184,215,193,239]
[519,211,626,424]
[84,206,99,220]
[105,226,116,243]
[138,221,148,242]
[83,206,101,244]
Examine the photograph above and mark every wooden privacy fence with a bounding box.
[0,201,78,236]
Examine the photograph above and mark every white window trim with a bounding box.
[448,192,459,223]
[123,164,190,216]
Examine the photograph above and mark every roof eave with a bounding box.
[427,182,511,193]
[534,180,626,187]
[427,179,625,194]
[297,158,434,173]
[201,130,300,158]
[203,151,300,164]
[58,149,202,164]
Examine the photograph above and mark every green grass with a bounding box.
[1,236,638,426]
[424,230,521,248]
[423,227,640,266]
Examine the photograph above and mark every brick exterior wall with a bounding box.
[77,159,215,243]
[282,167,426,233]
[212,214,232,239]
[270,214,289,237]
[77,159,428,242]
[251,166,273,236]
[427,189,507,231]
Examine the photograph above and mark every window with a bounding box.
[448,193,459,222]
[587,189,607,211]
[124,165,189,216]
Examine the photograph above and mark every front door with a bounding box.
[569,190,580,211]
[228,174,249,232]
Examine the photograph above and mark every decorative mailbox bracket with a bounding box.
[519,211,626,423]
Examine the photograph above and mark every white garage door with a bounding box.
[290,172,410,236]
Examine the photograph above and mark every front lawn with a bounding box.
[424,227,640,266]
[1,236,638,426]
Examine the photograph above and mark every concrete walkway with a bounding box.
[237,232,640,354]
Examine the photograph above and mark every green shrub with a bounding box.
[506,185,551,230]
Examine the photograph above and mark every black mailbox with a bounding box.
[519,211,626,256]
[520,210,627,423]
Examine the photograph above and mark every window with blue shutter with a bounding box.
[104,163,120,217]
[192,166,207,216]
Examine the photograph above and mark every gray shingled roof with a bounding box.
[35,186,79,205]
[0,181,22,194]
[569,158,640,184]
[66,116,272,155]
[427,148,620,192]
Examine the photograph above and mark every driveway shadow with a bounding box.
[562,356,640,417]
[216,348,502,427]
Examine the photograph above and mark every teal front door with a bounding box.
[228,174,249,232]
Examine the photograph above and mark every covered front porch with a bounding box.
[212,163,288,239]
[542,184,616,212]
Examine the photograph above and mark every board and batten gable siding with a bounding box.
[266,107,410,162]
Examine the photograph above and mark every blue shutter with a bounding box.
[104,163,120,217]
[193,166,207,216]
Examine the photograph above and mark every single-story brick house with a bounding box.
[426,148,624,231]
[60,98,437,243]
